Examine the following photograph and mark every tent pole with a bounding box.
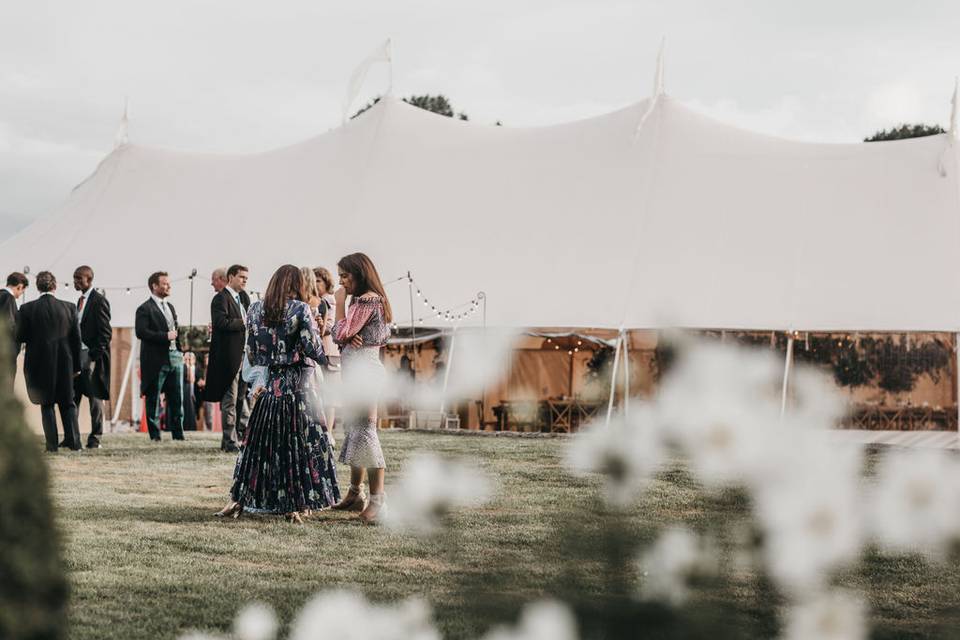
[188,268,197,342]
[622,329,630,416]
[111,336,138,426]
[604,332,623,426]
[440,328,457,415]
[955,332,960,436]
[407,271,416,351]
[780,333,795,418]
[478,292,487,427]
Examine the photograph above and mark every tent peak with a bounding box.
[113,97,129,149]
[653,38,666,97]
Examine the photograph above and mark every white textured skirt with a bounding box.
[338,346,386,469]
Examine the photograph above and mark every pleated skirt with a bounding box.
[229,366,340,513]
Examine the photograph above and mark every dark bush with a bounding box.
[0,333,69,640]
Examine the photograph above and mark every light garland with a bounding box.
[385,272,485,331]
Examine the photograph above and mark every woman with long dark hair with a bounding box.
[214,265,340,523]
[330,252,392,524]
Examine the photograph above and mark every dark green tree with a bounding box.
[352,94,470,121]
[864,123,944,142]
[0,334,69,640]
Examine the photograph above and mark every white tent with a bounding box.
[3,93,959,331]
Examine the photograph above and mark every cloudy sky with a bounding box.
[1,0,958,240]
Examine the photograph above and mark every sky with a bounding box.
[2,0,959,240]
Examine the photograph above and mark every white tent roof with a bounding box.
[3,95,959,330]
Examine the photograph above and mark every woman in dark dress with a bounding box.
[214,265,340,523]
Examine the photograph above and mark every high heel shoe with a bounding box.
[332,485,367,512]
[359,493,387,525]
[214,501,243,519]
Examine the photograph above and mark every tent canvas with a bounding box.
[2,95,959,332]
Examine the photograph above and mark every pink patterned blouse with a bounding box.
[333,295,391,350]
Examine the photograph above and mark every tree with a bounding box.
[864,123,944,142]
[352,94,470,121]
[0,334,69,639]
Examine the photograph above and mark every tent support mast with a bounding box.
[604,330,624,426]
[112,338,138,426]
[407,271,416,349]
[439,327,457,415]
[956,332,960,437]
[478,292,487,426]
[780,333,795,418]
[623,329,630,416]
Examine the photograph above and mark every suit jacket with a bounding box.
[0,289,17,370]
[204,288,247,401]
[16,294,81,405]
[77,288,112,399]
[135,297,181,396]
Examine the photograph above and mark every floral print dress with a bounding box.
[229,299,340,513]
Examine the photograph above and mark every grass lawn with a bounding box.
[46,431,960,639]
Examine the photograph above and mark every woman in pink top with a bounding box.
[330,253,393,524]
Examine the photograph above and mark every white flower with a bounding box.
[234,602,277,640]
[781,589,868,640]
[753,434,864,594]
[785,365,847,430]
[565,408,663,505]
[655,341,797,488]
[385,453,494,536]
[290,590,439,640]
[638,526,717,606]
[482,600,578,640]
[868,448,960,559]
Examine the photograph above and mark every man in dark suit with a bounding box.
[0,272,28,391]
[72,265,112,449]
[205,264,249,452]
[135,271,185,441]
[16,271,81,452]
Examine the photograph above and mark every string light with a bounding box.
[387,271,485,328]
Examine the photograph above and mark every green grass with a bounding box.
[45,432,960,639]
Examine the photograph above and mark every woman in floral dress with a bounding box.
[330,252,392,524]
[214,265,340,523]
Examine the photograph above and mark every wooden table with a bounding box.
[494,399,603,433]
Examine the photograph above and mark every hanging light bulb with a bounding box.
[417,289,421,297]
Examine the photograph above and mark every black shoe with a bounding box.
[222,443,239,453]
[150,437,162,442]
[86,441,101,449]
[58,440,68,448]
[172,435,185,441]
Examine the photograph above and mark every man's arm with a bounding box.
[135,304,169,344]
[212,293,245,332]
[14,305,29,345]
[68,306,82,373]
[90,295,112,359]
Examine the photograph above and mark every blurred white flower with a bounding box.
[785,365,847,430]
[655,341,797,488]
[869,448,960,559]
[781,589,867,640]
[658,340,783,413]
[565,408,663,505]
[638,526,718,606]
[753,434,864,594]
[290,590,439,640]
[234,602,277,640]
[385,453,494,536]
[366,328,520,413]
[482,600,578,640]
